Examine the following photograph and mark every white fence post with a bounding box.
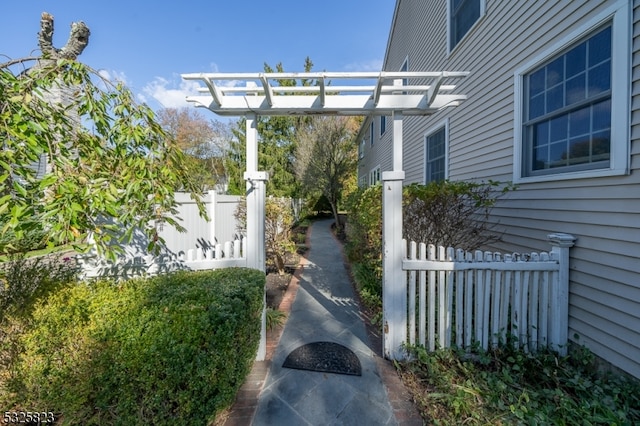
[548,233,576,356]
[245,113,268,362]
[382,109,406,360]
[382,170,406,359]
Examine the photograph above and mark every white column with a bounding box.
[244,113,269,361]
[382,111,406,360]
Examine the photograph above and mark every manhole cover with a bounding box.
[282,341,362,376]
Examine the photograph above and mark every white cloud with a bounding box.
[98,69,129,85]
[141,76,202,109]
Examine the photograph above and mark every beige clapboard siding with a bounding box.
[378,0,640,378]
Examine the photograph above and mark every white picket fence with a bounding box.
[402,233,575,355]
[177,238,247,270]
[78,233,246,280]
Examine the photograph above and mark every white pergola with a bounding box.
[182,71,468,360]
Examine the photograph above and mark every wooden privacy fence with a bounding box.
[402,233,576,355]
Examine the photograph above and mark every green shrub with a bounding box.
[2,268,264,425]
[235,197,297,275]
[400,344,640,425]
[344,181,513,305]
[0,253,78,322]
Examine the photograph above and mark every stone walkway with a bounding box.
[223,218,422,425]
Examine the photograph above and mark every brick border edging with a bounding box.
[221,226,312,426]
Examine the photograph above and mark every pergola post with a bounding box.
[244,113,268,361]
[382,111,406,360]
[182,70,468,362]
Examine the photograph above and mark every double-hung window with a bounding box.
[515,1,630,182]
[370,166,381,186]
[449,0,484,51]
[424,120,448,183]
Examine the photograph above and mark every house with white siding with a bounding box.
[358,0,640,379]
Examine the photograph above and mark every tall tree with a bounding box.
[157,108,235,192]
[228,58,316,197]
[295,116,360,231]
[0,13,205,259]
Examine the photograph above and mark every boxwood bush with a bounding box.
[2,268,264,425]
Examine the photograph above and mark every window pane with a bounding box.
[546,84,564,112]
[566,42,586,78]
[566,74,586,105]
[592,130,611,158]
[588,61,611,96]
[529,68,545,97]
[550,141,568,168]
[546,57,564,87]
[529,94,545,119]
[534,146,548,170]
[569,108,589,137]
[592,99,611,131]
[589,27,611,67]
[549,115,568,142]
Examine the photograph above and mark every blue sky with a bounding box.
[1,1,395,112]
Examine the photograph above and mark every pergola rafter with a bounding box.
[181,70,469,361]
[182,71,469,116]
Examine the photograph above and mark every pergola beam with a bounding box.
[181,69,469,362]
[182,71,468,116]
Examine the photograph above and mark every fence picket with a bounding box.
[464,251,473,349]
[409,241,417,345]
[530,252,540,351]
[438,245,447,349]
[455,248,465,348]
[428,244,436,351]
[446,247,454,347]
[491,253,502,347]
[419,243,427,346]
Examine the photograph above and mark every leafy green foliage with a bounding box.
[265,307,287,331]
[234,197,297,275]
[294,116,360,233]
[399,344,640,425]
[156,107,235,192]
[343,185,383,315]
[0,59,206,260]
[227,58,316,198]
[1,268,264,425]
[0,253,78,323]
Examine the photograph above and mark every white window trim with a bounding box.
[513,0,630,184]
[423,118,450,183]
[447,0,486,54]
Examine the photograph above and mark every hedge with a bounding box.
[2,268,264,425]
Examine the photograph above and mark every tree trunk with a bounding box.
[38,12,90,61]
[31,12,90,179]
